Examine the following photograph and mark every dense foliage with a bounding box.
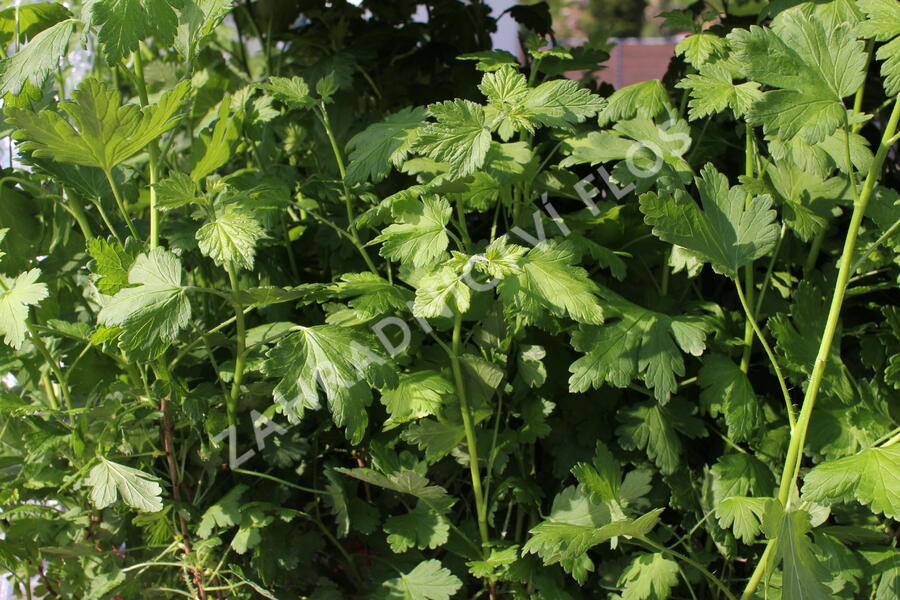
[0,0,898,598]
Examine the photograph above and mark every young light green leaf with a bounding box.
[334,272,414,318]
[598,80,672,125]
[615,399,706,475]
[384,503,450,553]
[154,172,197,210]
[676,63,762,120]
[675,32,728,68]
[522,78,606,129]
[8,78,190,171]
[376,559,462,600]
[261,76,317,110]
[85,457,163,512]
[191,98,239,182]
[346,107,427,184]
[401,419,465,462]
[640,163,779,278]
[728,12,867,142]
[0,19,75,96]
[97,248,191,358]
[572,441,622,505]
[802,445,900,519]
[380,370,453,427]
[87,236,141,295]
[0,269,48,350]
[699,353,762,442]
[618,553,680,600]
[196,206,266,271]
[91,0,180,64]
[412,267,471,318]
[414,99,492,178]
[569,287,709,402]
[498,240,604,325]
[374,195,451,267]
[262,325,396,444]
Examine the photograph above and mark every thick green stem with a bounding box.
[448,312,489,555]
[132,48,161,249]
[102,168,139,240]
[741,95,900,600]
[226,264,246,426]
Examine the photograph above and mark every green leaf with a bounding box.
[521,78,606,129]
[412,267,471,318]
[414,99,492,178]
[675,33,729,68]
[599,80,672,125]
[191,98,239,182]
[380,370,453,427]
[261,76,317,110]
[640,163,780,278]
[334,272,414,318]
[196,206,266,271]
[384,503,450,553]
[477,236,528,279]
[154,172,197,210]
[376,559,462,600]
[0,2,72,46]
[857,0,900,95]
[0,19,75,96]
[618,553,680,600]
[85,457,163,512]
[715,496,770,544]
[92,0,180,64]
[676,63,762,120]
[87,236,141,295]
[8,78,190,171]
[569,287,709,402]
[466,545,520,578]
[262,325,396,444]
[335,468,453,511]
[699,353,762,442]
[710,454,776,503]
[97,248,190,358]
[174,0,232,62]
[499,240,604,325]
[458,49,520,72]
[729,11,867,142]
[0,268,48,350]
[762,503,832,600]
[802,445,900,519]
[523,486,664,573]
[197,484,247,538]
[769,281,855,402]
[401,419,465,462]
[346,107,427,184]
[572,441,621,505]
[374,195,451,267]
[615,399,706,475]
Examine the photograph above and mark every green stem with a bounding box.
[132,48,160,249]
[741,95,900,600]
[734,281,795,431]
[637,538,737,600]
[102,168,139,240]
[448,312,489,556]
[226,263,246,426]
[232,468,329,495]
[740,129,756,373]
[851,40,874,132]
[317,104,379,274]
